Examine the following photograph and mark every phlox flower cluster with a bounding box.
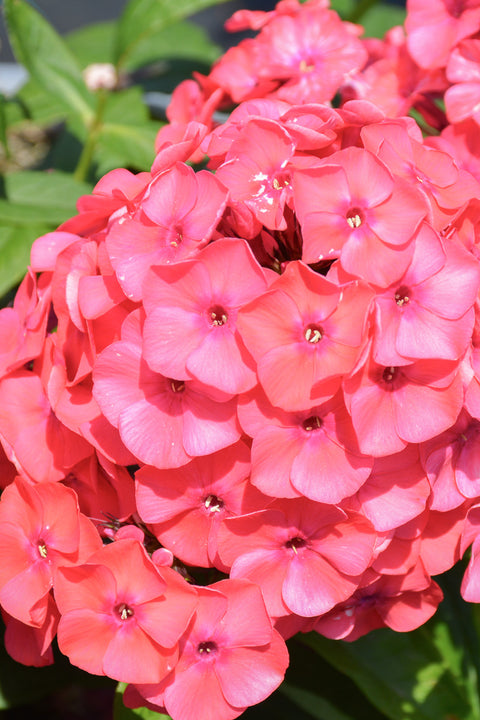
[3,0,480,718]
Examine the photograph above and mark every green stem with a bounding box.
[73,90,107,183]
[347,0,379,23]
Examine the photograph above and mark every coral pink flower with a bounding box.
[293,147,427,286]
[0,367,92,483]
[106,162,227,301]
[142,239,268,395]
[0,478,101,627]
[406,0,480,70]
[217,499,376,617]
[372,222,480,365]
[314,564,443,641]
[135,442,267,568]
[344,349,464,456]
[353,445,431,531]
[3,596,59,667]
[237,261,373,411]
[238,387,372,503]
[215,118,296,231]
[135,579,289,720]
[255,6,367,104]
[55,539,197,683]
[93,313,241,468]
[446,40,480,124]
[421,410,480,511]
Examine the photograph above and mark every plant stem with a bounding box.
[73,90,107,183]
[347,0,379,23]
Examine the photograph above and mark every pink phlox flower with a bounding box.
[62,453,136,534]
[372,222,480,365]
[152,121,209,174]
[106,162,228,301]
[0,269,52,376]
[237,261,373,411]
[134,579,289,720]
[418,503,467,576]
[293,146,427,286]
[217,499,376,617]
[352,444,431,532]
[71,168,150,236]
[0,365,92,483]
[421,409,480,510]
[460,504,480,601]
[406,0,480,70]
[203,99,291,170]
[142,238,268,395]
[216,118,296,231]
[361,121,480,229]
[314,563,442,640]
[2,595,59,667]
[0,477,101,627]
[93,312,241,469]
[55,539,197,683]
[445,39,480,126]
[254,7,368,104]
[237,386,372,503]
[135,441,268,568]
[344,345,464,456]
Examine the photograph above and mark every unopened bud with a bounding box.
[83,63,118,91]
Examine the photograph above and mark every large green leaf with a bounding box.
[5,170,92,210]
[114,683,171,720]
[66,19,220,74]
[114,0,231,69]
[304,599,479,720]
[94,87,160,174]
[3,0,95,124]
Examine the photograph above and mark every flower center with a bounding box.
[37,541,48,559]
[346,207,364,229]
[115,602,134,621]
[302,416,323,432]
[170,379,186,393]
[299,59,315,73]
[197,640,218,656]
[170,225,183,248]
[204,494,224,513]
[286,536,306,554]
[382,366,398,384]
[394,285,410,307]
[304,323,323,344]
[208,305,228,327]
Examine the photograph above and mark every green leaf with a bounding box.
[280,684,356,720]
[3,0,95,124]
[97,121,158,174]
[114,683,171,720]
[66,21,117,68]
[0,222,47,296]
[94,87,160,174]
[5,170,92,209]
[121,20,221,72]
[303,611,478,720]
[0,199,75,225]
[66,19,220,73]
[362,3,406,38]
[114,0,231,69]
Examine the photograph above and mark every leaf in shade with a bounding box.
[114,683,172,720]
[3,0,95,124]
[114,0,231,69]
